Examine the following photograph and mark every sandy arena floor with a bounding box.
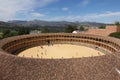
[18,44,104,59]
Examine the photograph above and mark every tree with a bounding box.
[115,21,120,27]
[79,26,85,31]
[18,27,30,35]
[3,29,11,36]
[3,29,11,38]
[3,30,18,38]
[41,27,50,33]
[5,31,18,37]
[0,32,3,39]
[65,25,77,33]
[99,26,106,29]
[109,32,120,39]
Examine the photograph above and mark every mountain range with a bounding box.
[0,20,109,27]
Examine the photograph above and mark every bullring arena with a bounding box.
[0,33,120,80]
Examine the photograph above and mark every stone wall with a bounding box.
[86,25,120,36]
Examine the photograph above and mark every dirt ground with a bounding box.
[18,44,104,59]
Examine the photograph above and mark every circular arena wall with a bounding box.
[0,33,120,55]
[0,33,120,80]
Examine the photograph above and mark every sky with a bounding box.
[0,0,120,23]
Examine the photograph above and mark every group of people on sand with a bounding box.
[22,43,102,58]
[37,46,47,58]
[95,46,102,56]
[29,40,53,58]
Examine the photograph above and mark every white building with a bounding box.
[72,30,80,34]
[30,30,41,34]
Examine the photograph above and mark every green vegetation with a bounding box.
[109,32,120,39]
[99,26,106,29]
[65,25,77,33]
[0,24,72,39]
[109,22,120,39]
[0,32,3,39]
[41,27,50,33]
[115,21,120,27]
[79,26,85,31]
[3,30,18,38]
[18,27,30,35]
[0,26,31,39]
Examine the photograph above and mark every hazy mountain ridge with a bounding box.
[8,20,76,27]
[2,20,108,27]
[8,20,27,25]
[77,22,107,27]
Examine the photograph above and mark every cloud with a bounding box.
[48,11,120,23]
[36,0,59,7]
[48,15,81,21]
[78,0,89,7]
[83,11,120,20]
[31,12,45,17]
[0,0,35,21]
[62,7,69,11]
[0,0,58,21]
[82,0,89,6]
